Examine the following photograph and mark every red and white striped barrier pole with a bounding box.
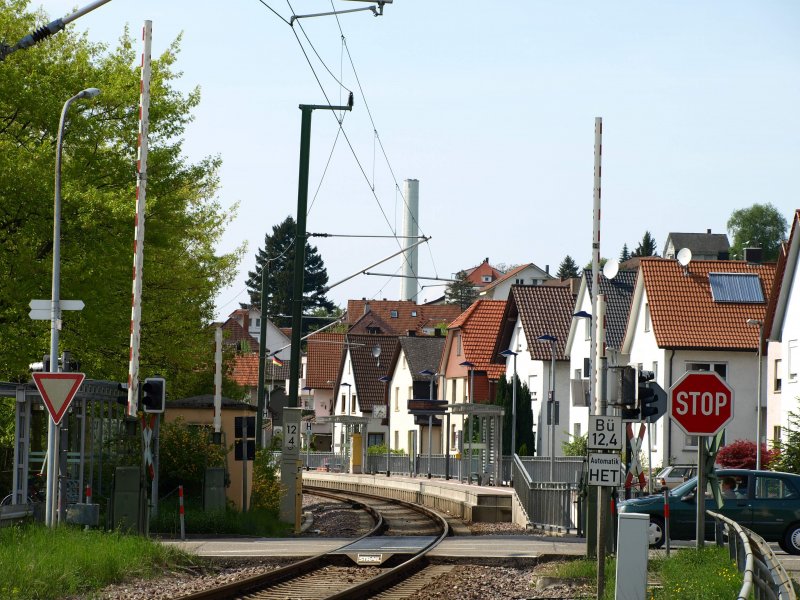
[178,485,185,540]
[84,484,92,530]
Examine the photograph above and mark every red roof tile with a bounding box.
[641,258,777,350]
[448,300,507,379]
[230,353,291,387]
[220,318,258,352]
[305,333,345,389]
[346,300,461,335]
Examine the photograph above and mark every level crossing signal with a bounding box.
[618,367,662,421]
[141,377,165,413]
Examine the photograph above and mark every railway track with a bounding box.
[173,486,450,600]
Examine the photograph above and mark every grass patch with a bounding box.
[150,497,290,537]
[0,523,196,600]
[539,546,742,600]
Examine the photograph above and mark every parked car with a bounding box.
[617,469,800,554]
[650,464,697,489]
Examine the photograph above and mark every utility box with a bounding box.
[111,467,141,533]
[66,503,100,527]
[204,468,226,511]
[615,512,649,600]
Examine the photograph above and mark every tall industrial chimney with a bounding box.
[400,179,419,301]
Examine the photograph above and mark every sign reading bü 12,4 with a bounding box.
[588,453,622,487]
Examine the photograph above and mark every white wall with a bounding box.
[774,260,800,446]
[388,350,416,454]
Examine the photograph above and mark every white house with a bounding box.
[228,307,291,361]
[621,257,775,469]
[478,263,554,300]
[495,285,575,457]
[766,210,800,448]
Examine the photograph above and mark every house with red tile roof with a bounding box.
[439,299,507,408]
[496,286,576,456]
[226,307,291,361]
[346,299,460,336]
[765,210,800,450]
[621,257,776,468]
[478,263,554,300]
[303,332,347,450]
[463,258,505,288]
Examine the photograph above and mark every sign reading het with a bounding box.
[588,415,623,451]
[588,453,622,487]
[669,371,734,436]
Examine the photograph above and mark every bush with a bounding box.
[717,439,778,470]
[250,444,282,514]
[158,417,226,497]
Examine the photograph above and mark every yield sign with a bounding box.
[32,372,85,425]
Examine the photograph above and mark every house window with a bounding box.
[255,318,260,327]
[403,356,408,370]
[411,310,417,317]
[456,332,462,356]
[515,278,524,284]
[687,362,727,379]
[686,435,698,448]
[249,318,254,328]
[482,275,492,283]
[517,326,523,351]
[351,395,357,413]
[644,304,651,332]
[789,341,798,382]
[775,359,783,392]
[394,430,399,449]
[451,380,457,403]
[584,318,591,341]
[340,394,346,413]
[394,387,399,412]
[390,310,399,318]
[774,425,782,445]
[463,380,468,402]
[451,424,457,448]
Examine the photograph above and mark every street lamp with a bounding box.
[499,349,518,457]
[46,87,101,527]
[379,376,391,476]
[536,335,557,482]
[420,369,437,478]
[459,360,475,483]
[747,318,764,470]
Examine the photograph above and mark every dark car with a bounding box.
[617,469,800,554]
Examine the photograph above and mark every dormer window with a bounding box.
[390,310,398,318]
[411,310,417,317]
[482,275,492,283]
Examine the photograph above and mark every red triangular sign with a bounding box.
[32,373,85,425]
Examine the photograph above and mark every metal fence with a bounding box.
[708,509,796,600]
[512,455,582,533]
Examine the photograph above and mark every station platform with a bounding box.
[301,471,524,525]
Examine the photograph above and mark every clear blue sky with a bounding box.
[34,1,800,317]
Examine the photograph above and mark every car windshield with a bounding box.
[670,476,698,497]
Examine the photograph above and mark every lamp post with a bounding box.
[747,318,764,470]
[536,335,557,482]
[499,349,518,457]
[46,87,101,527]
[460,361,475,483]
[420,369,437,478]
[379,376,391,476]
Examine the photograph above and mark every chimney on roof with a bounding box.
[484,257,489,263]
[407,330,416,337]
[744,247,763,264]
[707,228,711,234]
[545,265,550,274]
[364,302,370,314]
[434,328,442,337]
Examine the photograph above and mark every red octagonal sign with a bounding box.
[669,371,734,436]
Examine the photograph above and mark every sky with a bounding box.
[29,1,800,318]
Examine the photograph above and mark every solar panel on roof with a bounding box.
[708,273,765,303]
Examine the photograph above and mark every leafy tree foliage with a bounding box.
[556,255,580,280]
[631,231,658,257]
[250,441,282,514]
[772,406,800,473]
[727,202,788,261]
[717,439,778,470]
[619,243,631,262]
[158,417,226,497]
[0,3,240,395]
[245,216,335,327]
[495,375,535,455]
[562,433,588,457]
[445,270,478,310]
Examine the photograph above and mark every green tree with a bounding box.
[620,243,631,262]
[445,270,478,310]
[158,417,226,497]
[495,375,535,455]
[556,255,580,280]
[0,3,240,395]
[245,216,335,327]
[562,433,587,456]
[727,203,788,261]
[631,231,658,257]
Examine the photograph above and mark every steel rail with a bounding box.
[173,487,448,600]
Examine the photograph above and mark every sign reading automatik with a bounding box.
[587,415,623,487]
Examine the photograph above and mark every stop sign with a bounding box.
[669,371,734,436]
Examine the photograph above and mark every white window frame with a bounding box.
[789,341,798,382]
